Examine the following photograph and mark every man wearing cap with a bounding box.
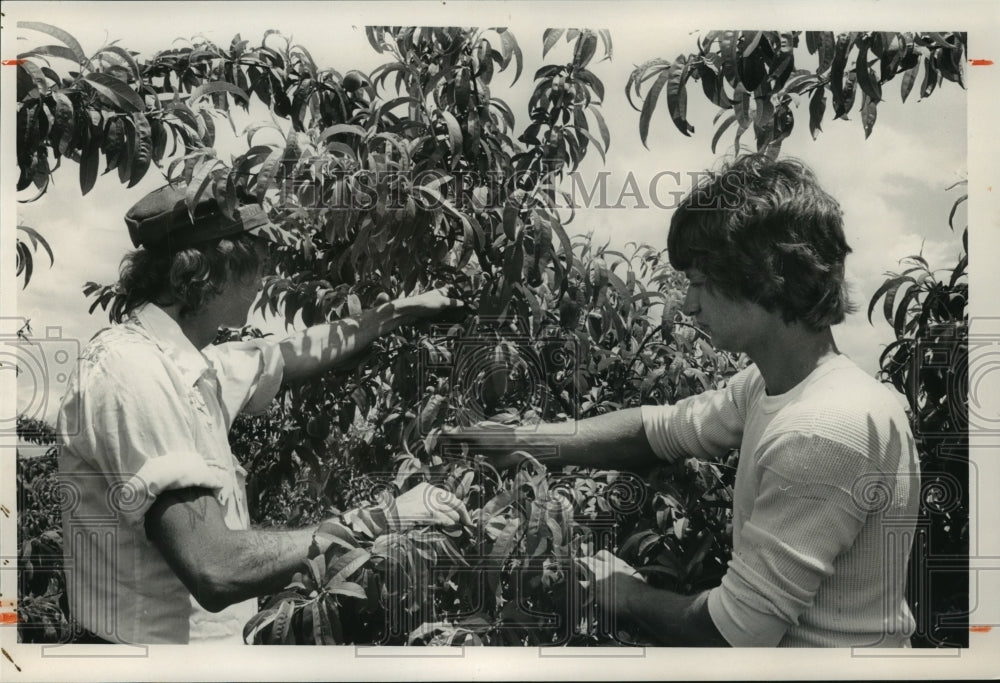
[57,185,470,645]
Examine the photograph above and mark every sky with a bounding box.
[5,2,970,425]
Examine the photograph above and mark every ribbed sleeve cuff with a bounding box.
[640,404,676,462]
[707,583,790,647]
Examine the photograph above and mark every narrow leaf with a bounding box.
[639,69,670,148]
[808,87,826,139]
[666,57,694,137]
[18,22,86,62]
[83,72,145,112]
[542,29,565,58]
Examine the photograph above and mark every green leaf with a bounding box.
[542,29,565,59]
[16,225,53,267]
[829,33,851,116]
[266,600,296,644]
[920,53,938,99]
[128,113,152,187]
[50,91,75,155]
[574,125,606,162]
[882,277,912,326]
[83,72,145,112]
[816,32,835,74]
[697,61,730,109]
[502,199,519,240]
[497,29,524,84]
[18,44,81,63]
[900,62,919,103]
[638,69,670,149]
[868,275,911,325]
[305,555,327,587]
[117,116,135,184]
[732,84,751,130]
[711,114,737,154]
[255,148,284,201]
[243,607,278,644]
[325,581,367,600]
[574,68,605,102]
[741,31,763,58]
[892,285,921,338]
[948,194,967,231]
[855,42,882,103]
[549,214,574,275]
[440,110,463,152]
[573,32,598,69]
[666,57,694,136]
[320,123,367,140]
[808,87,826,140]
[327,547,371,585]
[80,129,106,197]
[18,22,86,63]
[860,93,877,139]
[94,45,141,82]
[719,31,739,85]
[189,81,250,105]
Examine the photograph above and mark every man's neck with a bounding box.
[748,325,841,396]
[160,304,218,351]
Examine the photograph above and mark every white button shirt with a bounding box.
[56,303,284,644]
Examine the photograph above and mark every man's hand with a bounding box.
[576,549,646,616]
[280,287,466,383]
[396,287,467,322]
[387,482,473,531]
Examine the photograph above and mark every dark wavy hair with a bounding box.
[667,154,856,331]
[114,234,265,322]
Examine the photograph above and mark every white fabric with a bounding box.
[56,303,285,644]
[641,354,919,647]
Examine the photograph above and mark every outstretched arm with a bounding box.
[445,366,754,472]
[445,408,660,472]
[278,289,464,383]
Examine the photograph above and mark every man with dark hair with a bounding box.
[448,154,919,647]
[57,185,470,644]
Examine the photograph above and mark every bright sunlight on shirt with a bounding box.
[641,355,919,647]
[57,304,284,644]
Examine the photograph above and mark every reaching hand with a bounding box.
[387,482,472,531]
[398,286,467,320]
[575,549,646,614]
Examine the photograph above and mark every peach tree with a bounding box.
[16,24,966,646]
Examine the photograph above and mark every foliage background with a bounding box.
[6,0,978,657]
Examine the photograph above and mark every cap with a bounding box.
[125,184,272,248]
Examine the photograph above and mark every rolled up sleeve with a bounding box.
[204,337,285,428]
[707,432,876,646]
[74,348,226,526]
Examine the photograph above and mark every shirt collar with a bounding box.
[130,303,216,386]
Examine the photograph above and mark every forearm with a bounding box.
[618,584,729,647]
[508,408,660,471]
[197,527,315,610]
[279,301,418,382]
[148,487,398,612]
